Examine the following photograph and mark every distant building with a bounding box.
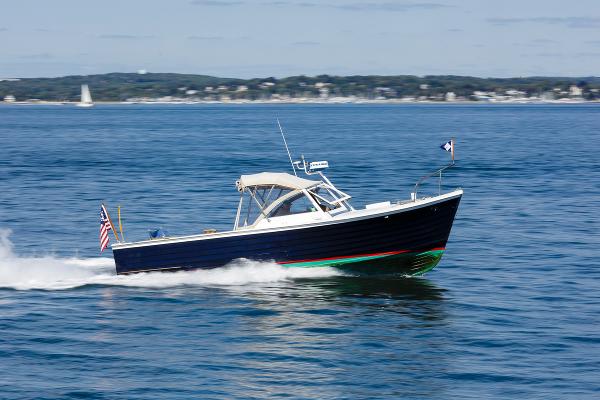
[569,85,583,97]
[319,87,329,98]
[3,94,16,102]
[137,69,147,75]
[419,84,429,90]
[259,82,275,89]
[236,85,248,92]
[505,89,526,98]
[541,91,555,101]
[185,90,198,95]
[445,92,456,102]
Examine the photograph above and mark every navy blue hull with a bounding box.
[112,195,461,275]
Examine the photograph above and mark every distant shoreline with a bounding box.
[2,72,599,104]
[1,99,598,106]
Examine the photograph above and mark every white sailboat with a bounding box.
[77,84,94,107]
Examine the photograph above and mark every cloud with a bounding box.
[533,51,600,58]
[190,0,244,5]
[488,17,600,29]
[575,52,600,57]
[187,35,225,40]
[18,53,54,60]
[260,1,447,11]
[292,41,320,46]
[531,39,556,44]
[335,2,451,11]
[513,38,558,48]
[535,52,563,57]
[0,27,7,32]
[98,34,154,39]
[261,1,317,6]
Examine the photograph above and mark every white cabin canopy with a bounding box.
[233,171,354,230]
[236,172,320,191]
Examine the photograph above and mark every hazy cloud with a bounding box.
[187,35,225,40]
[575,52,600,57]
[260,1,447,11]
[488,17,600,29]
[98,34,154,39]
[513,38,558,48]
[18,53,54,60]
[292,41,320,46]
[261,1,317,6]
[190,0,244,6]
[535,52,563,57]
[0,28,7,32]
[534,51,600,58]
[335,2,451,12]
[532,39,556,44]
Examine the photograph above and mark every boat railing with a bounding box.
[412,162,455,201]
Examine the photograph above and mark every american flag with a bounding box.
[100,205,112,252]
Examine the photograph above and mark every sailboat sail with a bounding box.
[81,84,93,105]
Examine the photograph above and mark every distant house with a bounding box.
[3,94,16,102]
[445,92,456,102]
[569,85,583,97]
[259,82,275,89]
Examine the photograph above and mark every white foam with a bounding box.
[0,229,342,291]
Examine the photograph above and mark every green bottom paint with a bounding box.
[281,249,445,276]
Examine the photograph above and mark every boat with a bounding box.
[77,84,94,107]
[110,154,462,276]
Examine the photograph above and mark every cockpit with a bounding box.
[233,172,353,230]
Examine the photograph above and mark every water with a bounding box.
[0,104,598,399]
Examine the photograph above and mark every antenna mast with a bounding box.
[277,118,297,176]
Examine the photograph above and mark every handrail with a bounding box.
[413,162,455,201]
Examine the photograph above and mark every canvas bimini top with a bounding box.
[233,170,354,230]
[236,172,320,191]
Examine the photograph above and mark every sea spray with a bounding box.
[0,229,342,291]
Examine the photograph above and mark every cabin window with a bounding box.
[269,193,317,217]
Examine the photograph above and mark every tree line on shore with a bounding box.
[1,72,599,101]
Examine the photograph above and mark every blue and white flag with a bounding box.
[440,139,455,161]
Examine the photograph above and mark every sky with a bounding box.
[1,0,599,78]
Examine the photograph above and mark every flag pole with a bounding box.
[118,205,125,242]
[102,203,120,242]
[451,137,455,163]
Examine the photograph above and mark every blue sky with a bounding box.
[1,0,599,78]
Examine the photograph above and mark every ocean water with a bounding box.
[0,104,598,399]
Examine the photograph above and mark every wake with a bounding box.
[0,229,342,291]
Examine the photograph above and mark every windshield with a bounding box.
[268,193,318,217]
[239,185,293,227]
[308,186,343,211]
